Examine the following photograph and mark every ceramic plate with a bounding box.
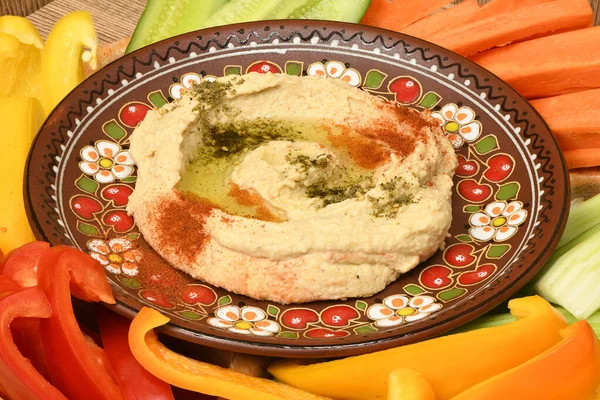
[25,21,568,358]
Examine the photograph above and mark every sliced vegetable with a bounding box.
[534,225,600,319]
[471,26,600,99]
[126,0,227,54]
[428,0,593,57]
[564,149,600,170]
[0,97,45,253]
[531,88,600,151]
[0,241,49,287]
[452,321,600,400]
[361,0,451,32]
[38,246,124,400]
[41,11,98,113]
[558,193,600,247]
[0,286,67,400]
[129,307,331,400]
[464,0,554,23]
[290,0,372,23]
[401,0,480,39]
[387,369,435,400]
[202,0,302,28]
[97,307,174,400]
[269,297,567,400]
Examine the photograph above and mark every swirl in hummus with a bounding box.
[127,72,457,304]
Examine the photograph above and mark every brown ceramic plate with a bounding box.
[25,21,568,358]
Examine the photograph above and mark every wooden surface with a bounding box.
[13,0,600,45]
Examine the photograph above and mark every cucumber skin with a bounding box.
[126,0,227,54]
[201,0,287,28]
[292,0,372,23]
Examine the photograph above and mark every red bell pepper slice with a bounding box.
[38,246,125,400]
[0,285,67,400]
[97,307,174,400]
[0,241,49,287]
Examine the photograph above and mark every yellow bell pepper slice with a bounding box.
[0,16,44,101]
[129,307,332,400]
[0,97,45,253]
[269,296,568,400]
[41,11,97,114]
[388,369,436,400]
[450,320,600,400]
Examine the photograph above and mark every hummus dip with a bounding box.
[128,72,457,304]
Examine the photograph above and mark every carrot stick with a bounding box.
[531,88,600,151]
[401,0,480,39]
[471,25,600,99]
[429,0,593,56]
[361,0,453,32]
[564,149,600,170]
[465,0,555,23]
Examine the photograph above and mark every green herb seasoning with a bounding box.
[369,176,416,218]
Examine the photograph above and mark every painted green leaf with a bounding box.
[179,310,203,320]
[464,205,482,213]
[277,331,299,339]
[119,277,142,289]
[218,295,232,306]
[103,120,127,141]
[354,324,378,335]
[404,284,425,296]
[148,90,168,108]
[120,176,137,183]
[456,234,472,243]
[77,221,101,237]
[496,182,520,200]
[355,300,368,311]
[438,288,467,302]
[420,91,442,109]
[267,305,280,318]
[76,175,99,194]
[224,65,242,76]
[474,135,499,155]
[487,244,511,259]
[126,232,141,240]
[363,69,387,89]
[285,61,303,77]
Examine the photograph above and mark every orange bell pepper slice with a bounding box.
[451,320,600,400]
[37,246,124,400]
[388,369,436,400]
[0,285,67,400]
[269,296,568,400]
[129,307,332,400]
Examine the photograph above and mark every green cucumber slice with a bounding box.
[291,0,372,23]
[265,0,315,19]
[201,0,289,28]
[126,0,228,54]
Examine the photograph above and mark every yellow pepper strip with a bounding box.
[41,11,97,114]
[0,17,44,101]
[129,307,332,400]
[388,369,436,400]
[0,97,45,253]
[269,296,568,400]
[452,320,600,400]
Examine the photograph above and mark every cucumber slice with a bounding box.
[126,0,228,54]
[265,0,315,19]
[291,0,372,23]
[202,0,289,28]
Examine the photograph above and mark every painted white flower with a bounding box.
[432,104,482,149]
[87,237,141,276]
[307,61,361,87]
[469,201,528,242]
[208,306,281,336]
[366,295,442,327]
[79,141,134,183]
[169,72,218,100]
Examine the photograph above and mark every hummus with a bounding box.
[128,72,457,304]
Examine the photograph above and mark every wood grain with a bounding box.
[0,0,51,17]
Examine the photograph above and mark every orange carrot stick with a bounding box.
[361,0,452,32]
[465,0,554,23]
[401,0,480,39]
[429,0,593,56]
[471,25,600,99]
[563,149,600,170]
